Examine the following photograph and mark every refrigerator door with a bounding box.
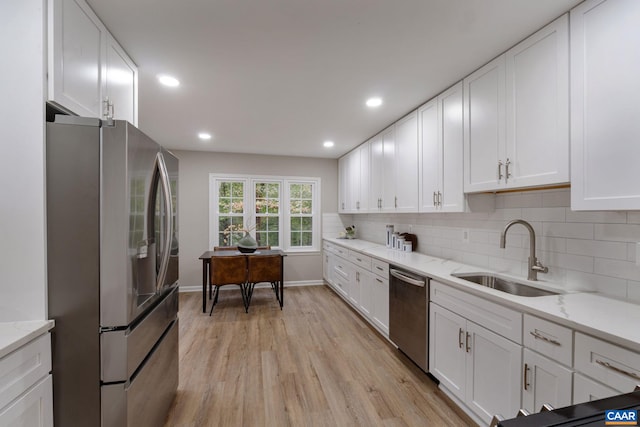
[162,149,179,289]
[101,120,166,327]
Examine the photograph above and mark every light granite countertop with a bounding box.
[324,237,640,353]
[0,320,55,359]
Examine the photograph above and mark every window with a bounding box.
[210,174,320,252]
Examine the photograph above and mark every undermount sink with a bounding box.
[452,273,560,297]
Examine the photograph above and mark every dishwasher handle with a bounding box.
[390,268,426,287]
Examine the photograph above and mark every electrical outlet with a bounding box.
[408,224,412,233]
[462,229,469,243]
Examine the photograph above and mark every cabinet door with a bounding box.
[338,155,349,213]
[371,274,389,336]
[439,82,465,212]
[505,15,569,189]
[369,133,384,210]
[429,304,466,402]
[357,267,373,318]
[49,0,106,117]
[522,349,572,413]
[570,0,640,210]
[105,33,138,125]
[464,55,506,193]
[573,373,619,404]
[465,321,522,425]
[394,111,419,212]
[419,98,439,212]
[349,265,360,307]
[381,126,396,211]
[0,375,53,427]
[357,143,370,212]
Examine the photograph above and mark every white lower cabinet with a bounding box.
[573,373,619,403]
[370,260,389,336]
[322,241,389,337]
[0,333,53,427]
[522,349,572,413]
[430,303,522,425]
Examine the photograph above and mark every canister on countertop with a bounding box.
[403,241,413,252]
[391,231,399,249]
[386,225,394,248]
[396,237,405,250]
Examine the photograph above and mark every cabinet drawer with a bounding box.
[574,332,640,393]
[0,333,51,411]
[431,280,522,343]
[349,251,371,270]
[333,244,349,258]
[524,314,573,367]
[333,259,350,280]
[371,259,389,278]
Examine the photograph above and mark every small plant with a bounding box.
[345,225,356,238]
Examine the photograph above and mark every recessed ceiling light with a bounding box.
[366,97,383,108]
[158,74,180,87]
[323,141,334,148]
[198,132,212,140]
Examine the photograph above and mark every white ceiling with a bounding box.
[87,0,582,159]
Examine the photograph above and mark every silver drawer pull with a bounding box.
[529,331,561,346]
[376,266,384,271]
[595,359,640,380]
[376,278,383,283]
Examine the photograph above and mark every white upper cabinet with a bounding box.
[393,111,419,212]
[464,55,506,193]
[420,82,465,212]
[339,143,369,213]
[370,126,396,211]
[105,33,138,124]
[505,14,569,189]
[464,15,569,193]
[570,0,640,210]
[49,0,138,125]
[48,0,105,118]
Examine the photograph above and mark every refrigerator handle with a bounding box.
[156,152,172,291]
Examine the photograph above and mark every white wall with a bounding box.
[0,0,48,321]
[346,188,640,302]
[173,149,338,288]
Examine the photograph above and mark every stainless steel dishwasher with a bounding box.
[389,266,429,372]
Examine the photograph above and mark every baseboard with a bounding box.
[178,279,324,293]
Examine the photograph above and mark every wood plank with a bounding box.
[163,286,476,426]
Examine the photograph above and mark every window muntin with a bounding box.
[210,175,320,252]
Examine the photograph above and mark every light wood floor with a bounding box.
[163,285,475,427]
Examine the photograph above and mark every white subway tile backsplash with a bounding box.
[628,212,640,224]
[542,190,571,208]
[543,222,594,240]
[337,188,640,295]
[627,281,640,302]
[594,224,640,242]
[565,210,627,224]
[522,207,566,222]
[566,239,628,260]
[594,258,640,281]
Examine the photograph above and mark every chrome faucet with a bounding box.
[500,219,548,281]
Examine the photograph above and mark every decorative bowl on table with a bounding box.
[237,232,258,253]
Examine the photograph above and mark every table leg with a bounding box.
[202,260,207,313]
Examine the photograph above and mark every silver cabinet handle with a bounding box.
[376,278,383,283]
[356,201,360,210]
[458,328,464,349]
[437,191,442,206]
[376,266,384,271]
[595,359,640,380]
[505,158,512,181]
[465,332,471,353]
[433,191,437,206]
[523,363,530,390]
[498,160,504,180]
[394,196,397,208]
[529,331,562,346]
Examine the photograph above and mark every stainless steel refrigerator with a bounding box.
[46,115,179,427]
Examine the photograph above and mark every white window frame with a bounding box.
[209,173,321,253]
